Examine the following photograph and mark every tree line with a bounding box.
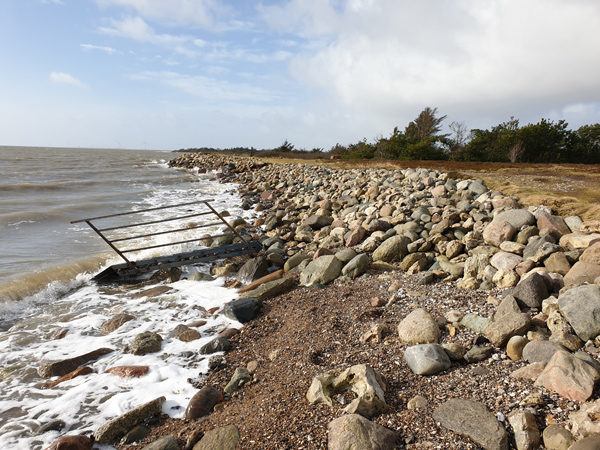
[178,107,600,164]
[328,107,600,164]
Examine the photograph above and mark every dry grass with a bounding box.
[251,155,600,221]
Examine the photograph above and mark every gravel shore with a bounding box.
[47,154,600,450]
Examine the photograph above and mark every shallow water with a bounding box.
[0,147,254,449]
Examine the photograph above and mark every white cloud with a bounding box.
[42,0,65,5]
[94,0,228,28]
[80,44,120,54]
[130,70,279,103]
[99,16,189,46]
[262,0,600,127]
[49,72,88,89]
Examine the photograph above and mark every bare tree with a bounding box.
[448,121,469,148]
[507,140,526,163]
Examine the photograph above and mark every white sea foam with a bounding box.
[0,158,257,449]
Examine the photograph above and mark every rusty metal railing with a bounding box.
[71,199,255,265]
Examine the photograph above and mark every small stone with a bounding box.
[185,386,223,419]
[407,395,428,410]
[506,336,529,361]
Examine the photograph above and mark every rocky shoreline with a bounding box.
[47,154,600,449]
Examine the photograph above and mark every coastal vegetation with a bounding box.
[178,107,600,165]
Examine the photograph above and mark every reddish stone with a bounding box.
[370,297,385,307]
[537,214,570,236]
[260,191,272,200]
[46,435,93,450]
[346,227,367,247]
[42,366,94,389]
[187,320,208,328]
[207,307,220,314]
[185,386,224,419]
[104,366,150,378]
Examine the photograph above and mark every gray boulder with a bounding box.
[342,253,370,279]
[523,236,562,263]
[433,399,508,450]
[522,340,568,364]
[494,209,536,229]
[404,344,451,375]
[372,235,410,262]
[198,337,231,355]
[94,397,165,444]
[238,277,295,301]
[509,273,549,308]
[236,256,268,282]
[558,284,600,341]
[141,436,179,450]
[300,255,344,286]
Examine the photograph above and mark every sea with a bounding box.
[0,146,253,449]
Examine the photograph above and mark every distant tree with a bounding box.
[574,124,600,163]
[311,147,323,153]
[405,107,448,141]
[448,121,470,156]
[278,139,294,152]
[516,119,574,163]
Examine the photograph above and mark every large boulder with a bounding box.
[558,284,600,342]
[522,340,568,364]
[564,261,600,286]
[130,332,162,356]
[433,399,508,450]
[483,220,516,247]
[300,255,344,286]
[523,237,563,263]
[372,235,410,262]
[508,409,541,450]
[534,351,600,402]
[397,308,440,344]
[327,414,398,450]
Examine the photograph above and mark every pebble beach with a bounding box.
[40,153,600,449]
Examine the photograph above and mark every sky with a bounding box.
[1,0,600,151]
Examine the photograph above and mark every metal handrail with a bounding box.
[71,199,252,264]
